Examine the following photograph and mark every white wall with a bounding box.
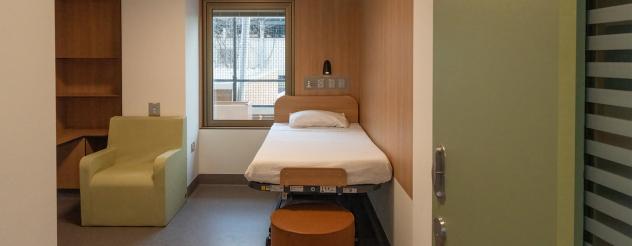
[121,0,268,180]
[122,0,199,184]
[122,0,186,117]
[369,180,413,245]
[412,0,433,245]
[198,129,268,174]
[185,0,200,183]
[393,182,414,246]
[0,1,57,245]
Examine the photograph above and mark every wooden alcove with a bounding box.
[55,0,122,189]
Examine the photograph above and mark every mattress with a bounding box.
[244,123,393,185]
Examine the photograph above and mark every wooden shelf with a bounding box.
[56,0,121,189]
[56,57,121,61]
[57,94,121,98]
[57,128,108,145]
[55,0,121,59]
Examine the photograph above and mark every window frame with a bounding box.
[202,0,294,128]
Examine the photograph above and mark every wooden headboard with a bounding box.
[274,96,359,123]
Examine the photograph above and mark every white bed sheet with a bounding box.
[244,123,393,185]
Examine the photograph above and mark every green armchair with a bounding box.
[80,116,187,226]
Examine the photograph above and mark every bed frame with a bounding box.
[249,95,385,196]
[257,96,389,246]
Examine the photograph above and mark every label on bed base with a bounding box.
[320,186,337,193]
[342,187,358,193]
[289,186,304,192]
[282,185,357,194]
[269,185,283,192]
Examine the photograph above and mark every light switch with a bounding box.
[327,78,336,88]
[149,103,160,117]
[337,78,347,89]
[317,79,325,88]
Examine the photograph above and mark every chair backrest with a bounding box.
[108,116,185,160]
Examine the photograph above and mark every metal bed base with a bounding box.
[250,181,384,246]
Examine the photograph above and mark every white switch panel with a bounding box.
[304,76,348,90]
[149,103,160,117]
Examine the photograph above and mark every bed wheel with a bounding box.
[266,236,271,246]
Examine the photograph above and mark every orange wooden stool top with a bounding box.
[271,203,355,246]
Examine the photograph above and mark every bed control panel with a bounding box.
[251,182,378,194]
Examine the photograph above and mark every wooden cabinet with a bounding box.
[56,137,108,189]
[55,0,121,189]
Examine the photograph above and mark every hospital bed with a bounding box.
[244,95,393,196]
[245,96,393,245]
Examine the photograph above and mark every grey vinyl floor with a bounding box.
[57,185,278,246]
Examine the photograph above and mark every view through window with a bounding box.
[205,4,292,127]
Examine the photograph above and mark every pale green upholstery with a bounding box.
[80,116,187,226]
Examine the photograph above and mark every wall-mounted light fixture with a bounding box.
[304,59,347,90]
[323,60,332,75]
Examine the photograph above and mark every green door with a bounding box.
[432,0,579,245]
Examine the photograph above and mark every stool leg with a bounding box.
[275,194,284,209]
[266,226,272,246]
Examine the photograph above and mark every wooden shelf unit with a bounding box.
[57,129,108,145]
[57,94,121,98]
[55,0,121,189]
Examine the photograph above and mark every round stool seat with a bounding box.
[270,203,355,246]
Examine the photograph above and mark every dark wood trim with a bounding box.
[187,174,249,196]
[186,175,201,197]
[198,174,249,185]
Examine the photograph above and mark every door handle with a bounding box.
[433,217,447,246]
[433,145,446,201]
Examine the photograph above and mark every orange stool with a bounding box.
[270,203,355,246]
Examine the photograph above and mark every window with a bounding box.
[203,1,293,127]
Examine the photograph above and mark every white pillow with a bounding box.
[289,110,350,128]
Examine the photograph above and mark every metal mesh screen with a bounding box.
[211,10,286,121]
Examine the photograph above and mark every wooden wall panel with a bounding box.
[56,98,66,136]
[55,0,121,58]
[57,138,84,189]
[274,96,358,123]
[294,0,362,100]
[359,0,413,197]
[61,98,122,129]
[56,59,122,96]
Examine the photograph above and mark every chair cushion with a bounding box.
[91,160,154,187]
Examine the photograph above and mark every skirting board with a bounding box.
[187,174,248,197]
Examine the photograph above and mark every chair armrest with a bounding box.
[153,148,183,182]
[79,148,117,186]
